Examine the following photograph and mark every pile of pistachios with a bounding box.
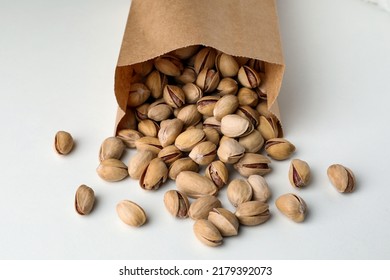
[54,45,356,247]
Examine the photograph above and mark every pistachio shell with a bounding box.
[158,145,182,165]
[116,200,147,227]
[208,208,239,236]
[196,68,220,93]
[116,129,144,148]
[147,99,173,121]
[170,45,200,60]
[132,60,154,77]
[217,137,245,164]
[174,128,206,152]
[168,157,199,180]
[265,138,296,161]
[196,96,220,117]
[215,53,239,77]
[289,159,311,188]
[275,193,307,222]
[238,129,264,153]
[96,159,128,182]
[237,66,261,88]
[205,160,229,189]
[163,85,185,108]
[163,190,190,218]
[175,67,197,84]
[139,158,168,190]
[236,105,260,127]
[75,185,95,215]
[247,175,271,202]
[176,171,218,198]
[135,136,162,154]
[137,119,160,138]
[203,116,222,134]
[99,137,126,162]
[182,83,203,104]
[216,77,239,96]
[128,150,156,179]
[258,115,280,140]
[227,179,253,207]
[145,70,168,99]
[177,104,203,128]
[188,195,222,220]
[154,55,183,77]
[193,219,223,247]
[234,153,271,177]
[203,127,220,145]
[235,201,270,226]
[194,47,217,74]
[54,131,74,155]
[213,95,239,121]
[220,114,253,138]
[327,164,356,193]
[237,87,258,107]
[127,83,151,107]
[158,118,184,147]
[189,141,217,165]
[135,103,150,121]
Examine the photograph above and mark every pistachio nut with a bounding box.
[176,171,218,198]
[140,157,168,190]
[174,128,206,152]
[188,195,222,220]
[137,119,160,138]
[202,116,222,134]
[128,150,156,179]
[203,127,220,145]
[127,83,151,107]
[247,175,271,203]
[205,160,229,189]
[158,118,184,147]
[216,77,238,96]
[145,70,168,99]
[227,179,253,207]
[117,108,137,130]
[182,83,203,104]
[235,56,250,67]
[75,184,95,215]
[135,103,150,121]
[196,95,220,117]
[275,193,307,223]
[327,164,356,193]
[196,68,220,93]
[154,54,183,77]
[99,136,126,162]
[96,158,128,182]
[132,60,154,77]
[247,59,265,73]
[170,45,200,60]
[235,201,270,226]
[54,131,74,155]
[265,138,296,161]
[134,136,162,154]
[208,208,239,236]
[289,159,311,188]
[116,129,144,148]
[158,145,182,165]
[116,200,147,227]
[220,114,253,138]
[255,85,268,101]
[215,53,239,78]
[237,66,261,88]
[168,157,199,180]
[189,141,217,165]
[236,105,260,127]
[177,104,203,128]
[194,47,217,74]
[163,85,185,108]
[238,129,264,153]
[147,99,173,122]
[217,137,245,164]
[258,115,281,140]
[234,153,271,177]
[237,87,259,107]
[213,95,239,121]
[175,67,197,84]
[193,219,223,247]
[163,190,190,218]
[256,101,273,118]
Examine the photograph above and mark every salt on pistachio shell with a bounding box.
[127,83,151,107]
[237,87,259,107]
[215,53,239,78]
[96,158,128,182]
[208,208,239,236]
[196,96,220,117]
[147,99,173,121]
[154,54,183,77]
[196,68,220,93]
[158,118,184,147]
[176,171,218,198]
[117,108,137,130]
[175,67,197,84]
[235,201,270,226]
[170,45,200,60]
[163,190,190,218]
[145,70,168,99]
[194,47,217,74]
[213,95,239,121]
[177,104,203,128]
[289,159,311,188]
[139,158,168,190]
[203,127,220,145]
[205,160,229,189]
[275,193,307,222]
[217,137,245,164]
[227,179,253,207]
[188,195,222,220]
[193,219,223,247]
[189,141,217,166]
[216,77,238,96]
[247,175,271,203]
[174,128,206,152]
[99,137,126,162]
[135,103,150,121]
[137,119,160,138]
[236,105,260,127]
[116,200,147,227]
[75,184,95,215]
[168,157,199,180]
[134,136,162,154]
[128,150,156,179]
[237,65,261,88]
[238,129,264,153]
[158,145,182,165]
[132,60,154,77]
[163,85,185,108]
[265,138,296,161]
[234,153,271,177]
[203,116,222,134]
[182,83,203,104]
[327,164,356,193]
[258,115,281,140]
[54,131,74,155]
[220,114,253,138]
[116,129,144,148]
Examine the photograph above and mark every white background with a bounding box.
[0,0,389,259]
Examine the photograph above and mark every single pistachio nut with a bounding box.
[238,129,264,153]
[163,190,190,218]
[196,68,220,93]
[220,114,253,138]
[203,116,222,134]
[176,171,218,198]
[275,193,307,222]
[158,118,184,147]
[289,159,311,188]
[194,47,217,74]
[258,115,280,140]
[132,60,154,77]
[193,219,223,247]
[203,127,220,145]
[189,141,217,166]
[205,160,229,189]
[236,106,260,127]
[265,138,296,161]
[188,195,222,220]
[177,104,203,128]
[154,55,183,77]
[234,153,271,177]
[208,208,239,236]
[96,158,128,182]
[117,108,137,131]
[127,83,151,107]
[163,85,185,108]
[174,128,206,152]
[147,99,173,122]
[197,95,220,117]
[237,87,259,107]
[158,145,182,165]
[128,150,156,179]
[213,95,239,121]
[175,67,197,84]
[116,129,144,148]
[116,200,146,227]
[99,137,126,162]
[140,158,168,190]
[237,66,261,88]
[54,131,74,155]
[255,85,268,101]
[247,175,271,202]
[235,56,250,67]
[227,179,253,207]
[145,70,168,99]
[135,136,162,154]
[138,119,160,138]
[215,53,239,78]
[75,184,95,215]
[256,101,273,118]
[182,83,203,104]
[170,45,200,60]
[327,164,356,193]
[216,77,238,96]
[235,201,270,226]
[217,137,245,164]
[135,103,150,121]
[168,157,199,180]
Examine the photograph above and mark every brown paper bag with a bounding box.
[114,0,285,133]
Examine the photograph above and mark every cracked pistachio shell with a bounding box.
[203,127,220,145]
[128,150,156,179]
[227,179,253,207]
[175,67,197,84]
[237,87,259,107]
[163,85,185,108]
[275,193,307,222]
[213,95,239,121]
[289,159,311,188]
[205,160,229,189]
[327,164,356,193]
[217,137,245,164]
[177,104,203,128]
[176,171,218,198]
[154,55,183,77]
[132,60,154,77]
[135,103,150,121]
[197,95,220,117]
[215,53,239,78]
[134,136,162,154]
[116,129,144,148]
[96,159,128,182]
[247,175,271,203]
[116,200,146,227]
[247,59,265,73]
[138,119,160,138]
[182,83,203,104]
[170,45,200,60]
[158,118,184,147]
[208,208,239,236]
[220,114,253,138]
[174,128,206,152]
[234,153,271,177]
[203,116,222,134]
[168,157,199,180]
[127,83,151,107]
[99,137,126,162]
[235,201,270,226]
[193,219,223,247]
[236,105,260,127]
[258,115,282,140]
[237,66,261,88]
[265,138,296,161]
[194,47,217,74]
[54,131,74,155]
[216,77,238,96]
[117,108,137,131]
[189,141,217,166]
[147,99,173,122]
[255,84,268,100]
[164,190,190,218]
[196,68,220,93]
[145,70,168,99]
[256,101,273,118]
[75,185,95,215]
[140,158,168,190]
[188,195,222,220]
[158,145,182,165]
[238,129,264,153]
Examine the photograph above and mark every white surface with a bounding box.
[0,0,389,260]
